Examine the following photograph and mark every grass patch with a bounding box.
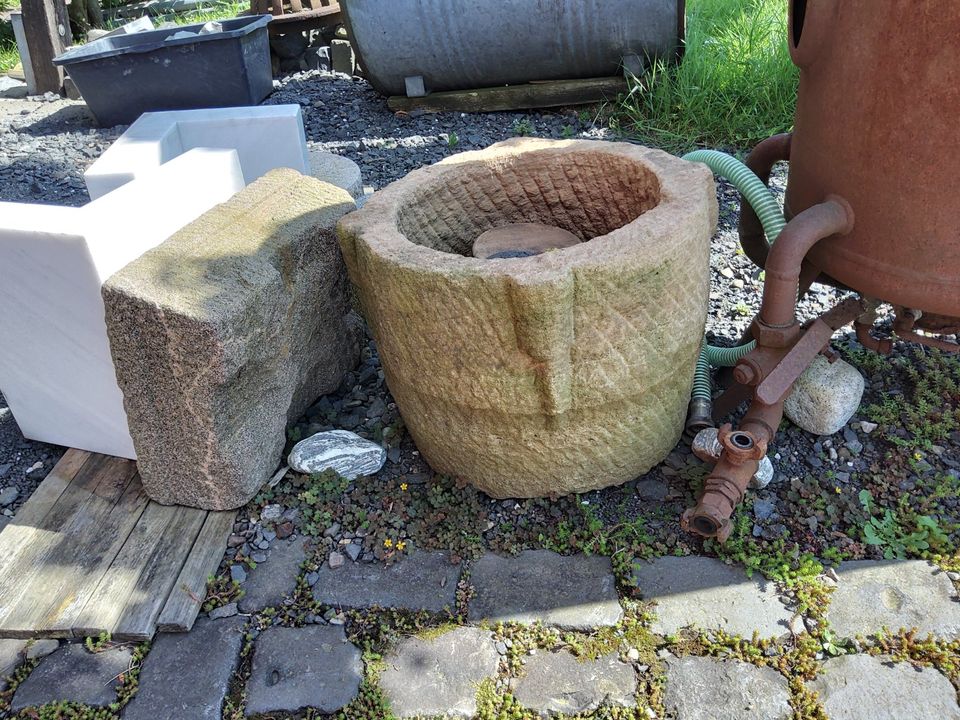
[0,18,19,75]
[614,0,798,151]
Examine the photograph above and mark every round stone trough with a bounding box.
[338,138,717,498]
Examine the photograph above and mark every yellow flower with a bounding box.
[397,540,407,551]
[400,483,408,491]
[383,538,394,548]
[834,486,842,494]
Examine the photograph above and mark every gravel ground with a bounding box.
[1,71,958,568]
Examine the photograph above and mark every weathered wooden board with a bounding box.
[156,510,237,633]
[387,77,629,114]
[0,451,233,640]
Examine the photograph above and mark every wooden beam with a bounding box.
[387,76,629,114]
[18,0,71,94]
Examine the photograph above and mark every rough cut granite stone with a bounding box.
[634,555,792,638]
[237,539,307,613]
[312,550,459,612]
[288,430,386,479]
[784,355,865,436]
[103,170,362,510]
[826,560,960,639]
[338,138,717,498]
[11,643,133,711]
[663,655,791,720]
[379,627,499,718]
[511,650,636,716]
[124,617,245,720]
[245,625,362,716]
[469,550,622,629]
[808,655,960,720]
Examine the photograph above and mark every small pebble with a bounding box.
[328,551,345,569]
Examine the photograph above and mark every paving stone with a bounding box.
[0,639,26,691]
[633,556,791,637]
[808,654,960,720]
[826,560,960,639]
[245,625,361,716]
[379,627,499,718]
[125,617,245,720]
[25,640,59,661]
[312,550,459,612]
[510,650,636,716]
[468,550,622,630]
[663,655,791,720]
[11,643,133,711]
[238,538,307,613]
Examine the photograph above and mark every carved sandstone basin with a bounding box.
[338,138,717,498]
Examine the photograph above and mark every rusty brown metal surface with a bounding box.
[786,0,960,321]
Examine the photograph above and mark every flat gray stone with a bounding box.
[288,430,386,479]
[808,654,960,720]
[125,617,245,720]
[11,643,133,711]
[238,538,307,613]
[309,149,363,200]
[634,556,791,638]
[0,77,28,100]
[826,560,960,639]
[25,639,59,661]
[663,655,791,720]
[245,625,361,716]
[468,551,622,630]
[379,627,499,718]
[510,650,636,716]
[312,550,459,612]
[0,639,26,691]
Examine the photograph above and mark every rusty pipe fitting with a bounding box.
[759,196,855,330]
[682,400,784,541]
[738,133,792,270]
[854,301,893,355]
[893,307,960,353]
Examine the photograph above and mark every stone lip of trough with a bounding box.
[338,137,718,280]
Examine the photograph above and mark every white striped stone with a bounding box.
[288,430,386,479]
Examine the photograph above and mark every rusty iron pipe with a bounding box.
[759,197,854,330]
[738,133,792,269]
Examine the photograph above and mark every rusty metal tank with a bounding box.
[785,0,960,321]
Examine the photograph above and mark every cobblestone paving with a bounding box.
[3,556,960,719]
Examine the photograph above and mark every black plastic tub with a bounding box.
[54,15,273,127]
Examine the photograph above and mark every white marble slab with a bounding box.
[0,148,244,459]
[84,105,311,200]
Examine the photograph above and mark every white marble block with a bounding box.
[84,105,311,200]
[0,148,244,458]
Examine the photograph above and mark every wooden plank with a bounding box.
[387,76,629,114]
[70,501,181,638]
[18,0,70,93]
[289,0,304,13]
[109,506,207,641]
[0,463,145,638]
[0,453,117,598]
[156,510,236,633]
[2,450,89,531]
[36,475,151,638]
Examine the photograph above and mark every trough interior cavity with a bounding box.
[395,150,662,257]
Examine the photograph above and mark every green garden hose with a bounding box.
[681,150,783,433]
